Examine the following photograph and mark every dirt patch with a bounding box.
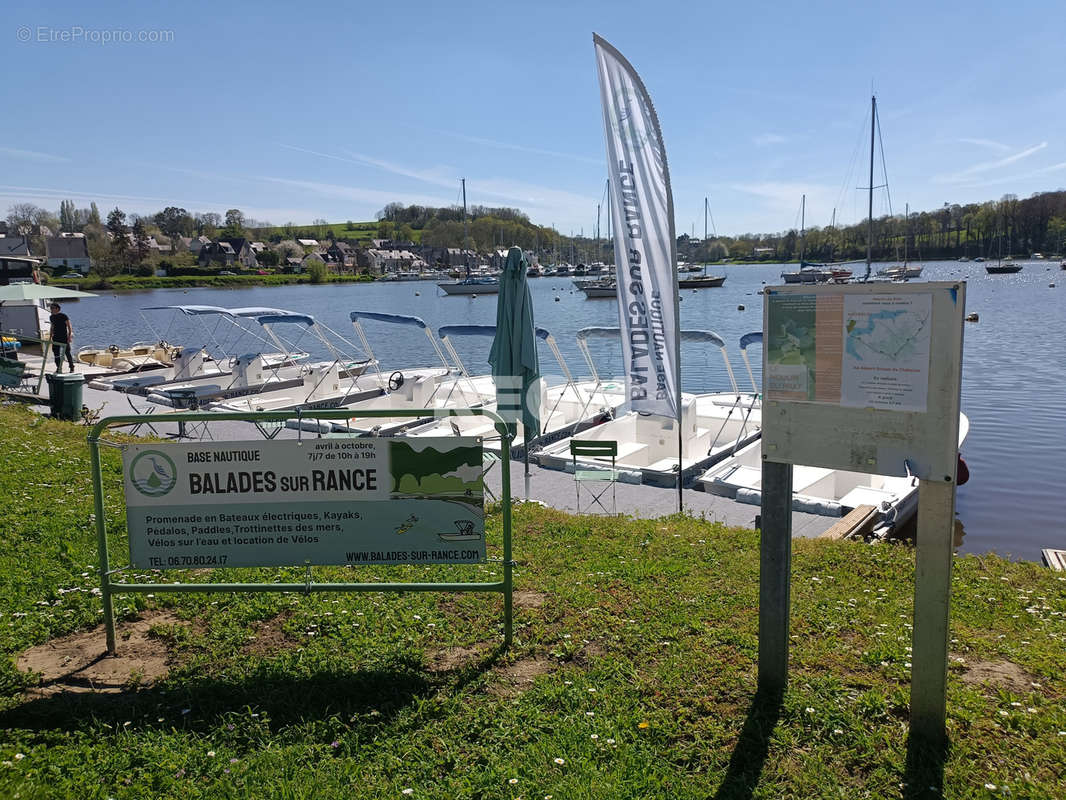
[514,590,546,609]
[17,611,185,696]
[427,642,495,673]
[240,611,297,658]
[488,656,556,697]
[957,658,1037,693]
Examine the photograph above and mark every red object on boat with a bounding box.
[956,455,969,486]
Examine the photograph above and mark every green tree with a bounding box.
[59,200,77,233]
[155,206,194,239]
[107,208,129,266]
[223,209,245,237]
[131,219,152,264]
[88,202,101,226]
[376,220,394,240]
[307,259,328,283]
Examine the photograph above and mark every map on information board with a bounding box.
[766,291,932,411]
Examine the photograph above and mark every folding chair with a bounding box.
[569,439,618,514]
[0,356,34,393]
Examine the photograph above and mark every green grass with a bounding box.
[53,274,377,291]
[0,404,1064,798]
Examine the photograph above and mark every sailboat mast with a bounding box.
[799,194,806,265]
[904,202,909,264]
[703,197,709,275]
[866,96,876,281]
[461,177,469,277]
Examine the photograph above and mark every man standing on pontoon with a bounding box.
[48,302,75,373]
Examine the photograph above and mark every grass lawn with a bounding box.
[0,404,1063,798]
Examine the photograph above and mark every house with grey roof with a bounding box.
[198,238,258,269]
[0,236,32,257]
[44,236,91,274]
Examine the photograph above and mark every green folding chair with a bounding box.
[569,439,618,514]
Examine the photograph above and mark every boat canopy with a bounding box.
[229,306,293,318]
[739,332,762,350]
[349,311,430,330]
[141,304,234,316]
[255,313,315,327]
[577,326,724,347]
[438,325,495,339]
[576,326,621,343]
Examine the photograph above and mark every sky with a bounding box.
[2,0,1064,238]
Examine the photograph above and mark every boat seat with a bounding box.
[610,441,649,463]
[838,486,898,510]
[791,466,835,493]
[645,457,682,474]
[715,464,762,492]
[111,374,169,392]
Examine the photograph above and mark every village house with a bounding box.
[198,237,259,269]
[326,241,357,269]
[0,236,32,257]
[364,248,424,275]
[296,238,319,248]
[44,235,91,274]
[180,235,211,255]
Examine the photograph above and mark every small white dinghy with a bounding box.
[697,414,970,538]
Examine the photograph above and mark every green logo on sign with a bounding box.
[129,450,178,497]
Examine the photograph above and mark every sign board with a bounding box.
[762,282,965,480]
[123,437,486,568]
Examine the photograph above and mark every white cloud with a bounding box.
[955,138,1012,154]
[259,176,451,209]
[935,142,1048,183]
[431,129,601,165]
[0,146,69,164]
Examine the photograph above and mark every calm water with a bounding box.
[65,261,1066,561]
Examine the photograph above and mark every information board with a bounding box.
[122,437,486,568]
[761,282,965,480]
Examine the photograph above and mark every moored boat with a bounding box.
[697,414,970,539]
[437,276,500,295]
[677,274,726,289]
[576,278,618,297]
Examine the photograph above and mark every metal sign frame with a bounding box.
[758,281,966,744]
[88,407,514,654]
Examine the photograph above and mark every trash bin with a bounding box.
[45,372,85,421]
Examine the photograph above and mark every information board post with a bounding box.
[758,460,792,695]
[760,281,966,744]
[910,478,957,743]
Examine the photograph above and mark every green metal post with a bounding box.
[87,430,116,653]
[498,422,514,646]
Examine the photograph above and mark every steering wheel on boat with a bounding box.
[388,371,404,391]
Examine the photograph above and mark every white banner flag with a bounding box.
[593,34,681,420]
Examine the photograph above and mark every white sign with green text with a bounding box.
[122,438,485,568]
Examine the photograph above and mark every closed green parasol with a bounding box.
[488,247,540,494]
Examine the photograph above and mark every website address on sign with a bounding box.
[345,550,480,562]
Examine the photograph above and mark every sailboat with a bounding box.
[679,198,727,288]
[438,179,500,295]
[877,203,923,280]
[781,195,837,283]
[986,217,1023,274]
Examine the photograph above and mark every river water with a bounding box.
[63,261,1065,561]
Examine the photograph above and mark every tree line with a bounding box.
[682,191,1066,263]
[8,189,1066,278]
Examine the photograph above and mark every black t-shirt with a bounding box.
[50,312,70,343]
